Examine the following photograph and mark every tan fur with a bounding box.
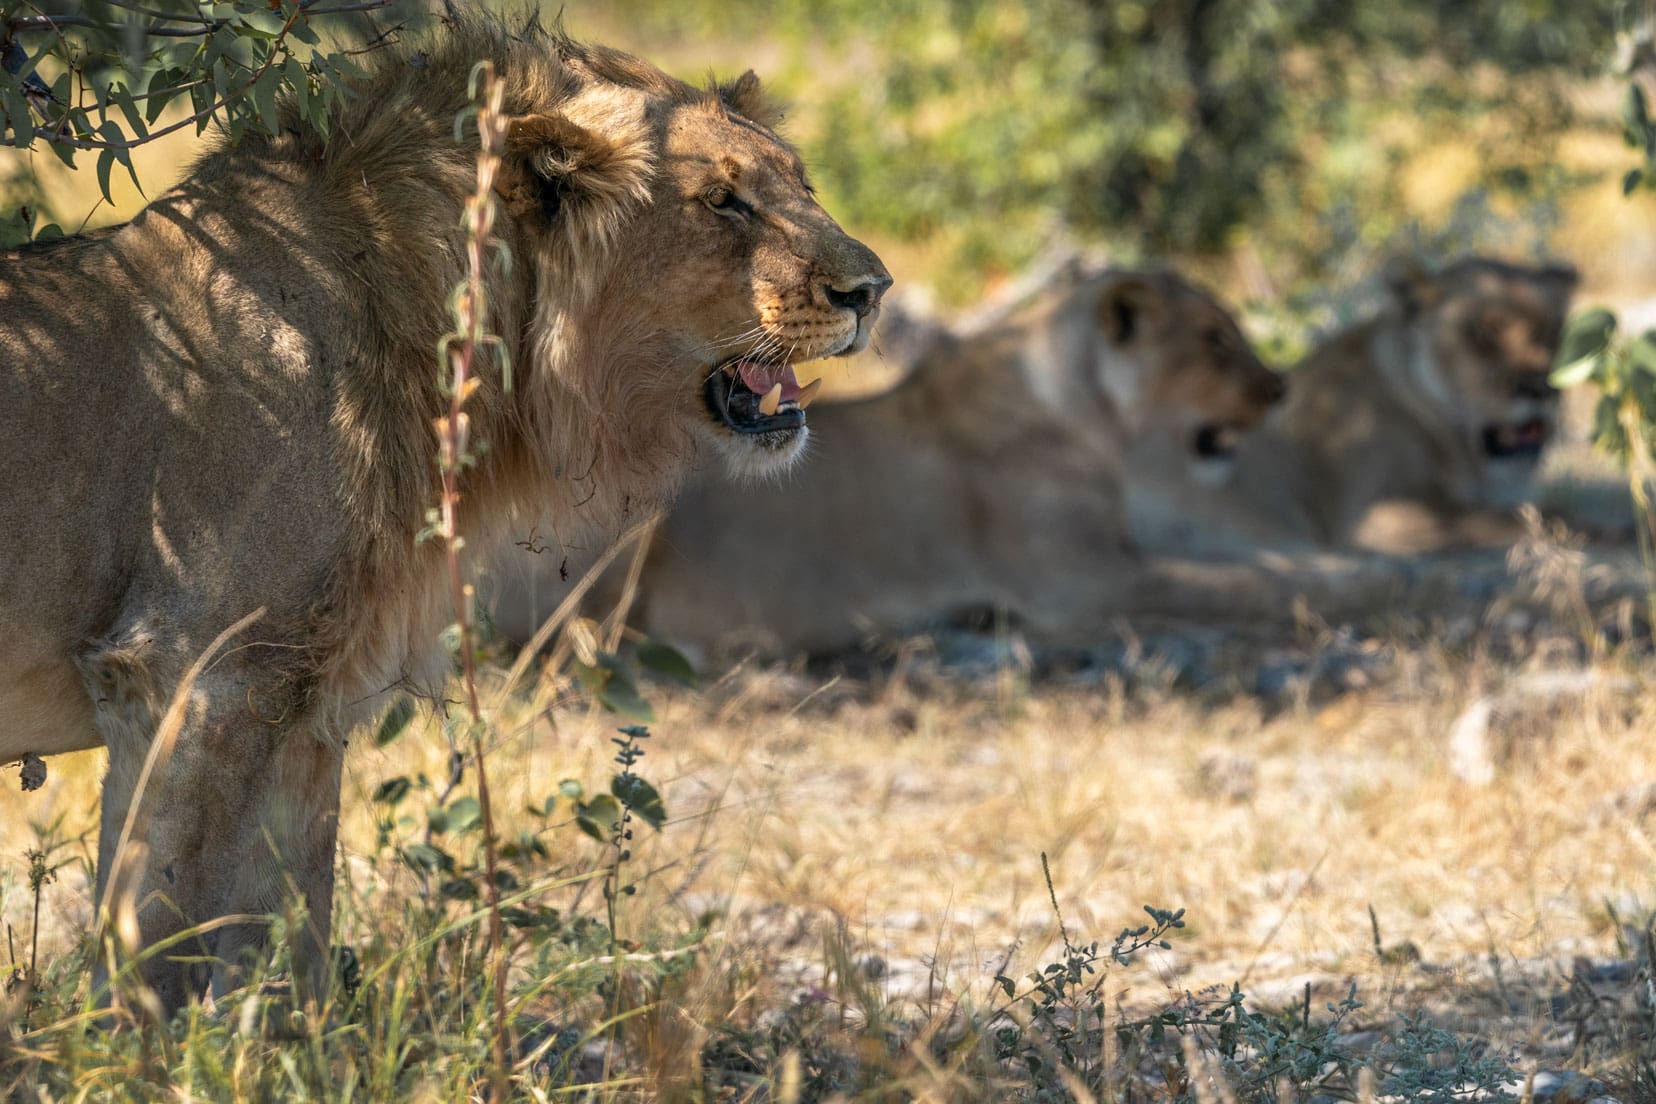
[1130,257,1578,556]
[491,269,1285,657]
[0,15,886,1011]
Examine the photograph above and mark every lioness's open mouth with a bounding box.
[1481,418,1549,460]
[1193,423,1243,460]
[705,357,824,442]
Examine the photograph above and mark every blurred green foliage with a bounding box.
[605,0,1620,302]
[3,1,1631,305]
[1552,307,1656,466]
[0,0,382,245]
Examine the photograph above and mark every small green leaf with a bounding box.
[112,83,148,143]
[44,136,75,170]
[440,878,479,901]
[1550,354,1602,390]
[598,677,655,722]
[575,793,623,842]
[95,148,116,205]
[291,16,322,46]
[400,842,454,874]
[190,80,213,132]
[374,696,417,746]
[252,67,280,134]
[372,776,412,805]
[558,779,584,800]
[637,638,698,688]
[1626,83,1652,148]
[611,774,667,829]
[573,655,656,721]
[146,68,182,126]
[1629,332,1656,377]
[1593,396,1629,458]
[1626,168,1645,196]
[445,796,482,833]
[1551,308,1618,388]
[237,7,288,37]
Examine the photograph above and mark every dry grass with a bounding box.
[3,561,1653,1098]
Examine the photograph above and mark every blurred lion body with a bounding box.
[0,16,884,1010]
[1131,257,1578,556]
[495,269,1285,657]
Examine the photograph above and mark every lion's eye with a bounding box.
[705,186,753,219]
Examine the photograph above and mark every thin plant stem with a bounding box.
[436,61,511,1104]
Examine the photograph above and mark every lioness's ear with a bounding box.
[1382,257,1441,316]
[1097,277,1162,345]
[716,70,785,129]
[1540,261,1580,290]
[1538,260,1580,315]
[494,112,652,226]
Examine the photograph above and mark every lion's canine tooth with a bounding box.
[759,382,782,416]
[797,378,823,409]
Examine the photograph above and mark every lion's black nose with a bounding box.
[1512,373,1555,401]
[826,274,893,318]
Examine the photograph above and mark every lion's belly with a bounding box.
[0,651,101,759]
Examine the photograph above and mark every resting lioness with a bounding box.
[0,16,887,1011]
[492,268,1286,657]
[1130,257,1578,556]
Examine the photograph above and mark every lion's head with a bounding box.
[472,33,889,490]
[1383,257,1576,487]
[1088,270,1286,483]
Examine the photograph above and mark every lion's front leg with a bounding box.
[207,730,344,1007]
[89,664,343,1015]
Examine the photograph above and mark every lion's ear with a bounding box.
[494,112,652,226]
[1096,276,1162,345]
[716,70,785,129]
[1382,257,1442,316]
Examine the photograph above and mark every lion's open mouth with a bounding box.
[705,357,824,440]
[1481,418,1549,460]
[1193,423,1243,460]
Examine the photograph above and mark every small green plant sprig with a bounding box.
[1550,308,1656,622]
[1549,308,1656,464]
[990,853,1187,1094]
[988,855,1523,1102]
[1624,85,1653,196]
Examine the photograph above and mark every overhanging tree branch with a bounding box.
[5,0,392,38]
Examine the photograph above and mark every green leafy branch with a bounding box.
[1,0,386,229]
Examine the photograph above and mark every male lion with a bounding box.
[0,17,887,1011]
[492,268,1285,658]
[1130,257,1577,555]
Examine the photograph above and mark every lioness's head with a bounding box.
[1092,270,1286,482]
[1385,257,1577,473]
[485,33,889,482]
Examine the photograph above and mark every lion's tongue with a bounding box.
[736,359,802,403]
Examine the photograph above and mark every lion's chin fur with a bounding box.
[707,425,811,484]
